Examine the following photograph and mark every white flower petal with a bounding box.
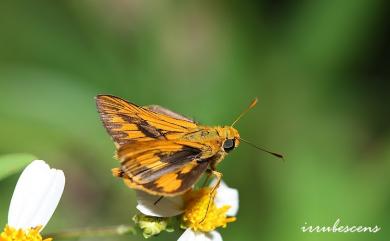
[207,231,223,241]
[210,180,239,216]
[178,229,223,241]
[178,228,197,241]
[136,191,184,217]
[8,160,65,230]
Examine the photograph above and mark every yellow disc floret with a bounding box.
[0,225,52,241]
[182,187,236,232]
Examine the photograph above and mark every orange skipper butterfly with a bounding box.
[95,95,282,196]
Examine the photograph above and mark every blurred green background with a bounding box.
[0,0,389,241]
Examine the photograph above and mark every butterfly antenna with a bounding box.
[231,97,258,127]
[239,137,285,161]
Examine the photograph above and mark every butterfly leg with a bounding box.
[210,170,222,194]
[200,170,222,223]
[154,196,164,205]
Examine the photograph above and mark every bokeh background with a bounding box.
[0,0,389,241]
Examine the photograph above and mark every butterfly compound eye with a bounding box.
[223,139,235,152]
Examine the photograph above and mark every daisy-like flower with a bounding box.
[135,180,239,241]
[1,160,65,241]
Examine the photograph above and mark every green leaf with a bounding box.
[0,153,37,181]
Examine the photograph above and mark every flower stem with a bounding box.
[46,225,137,239]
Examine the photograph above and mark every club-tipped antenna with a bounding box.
[239,137,284,160]
[231,98,258,127]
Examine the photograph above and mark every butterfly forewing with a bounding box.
[95,95,198,146]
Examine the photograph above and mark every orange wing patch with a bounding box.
[152,160,201,192]
[154,173,182,192]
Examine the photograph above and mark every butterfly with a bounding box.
[95,95,282,197]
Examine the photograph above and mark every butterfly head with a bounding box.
[220,126,240,153]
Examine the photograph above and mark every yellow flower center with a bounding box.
[182,187,236,232]
[0,225,52,241]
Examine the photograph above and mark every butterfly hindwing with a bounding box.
[142,160,209,195]
[117,140,209,195]
[118,141,203,183]
[144,105,195,123]
[122,160,209,196]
